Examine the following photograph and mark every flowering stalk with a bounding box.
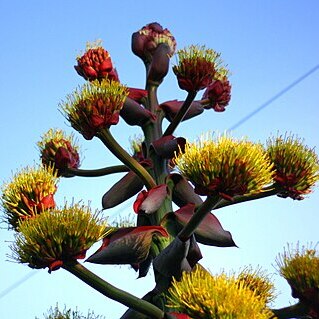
[98,128,156,190]
[63,261,164,319]
[65,165,129,178]
[163,91,197,137]
[214,186,278,210]
[178,195,220,242]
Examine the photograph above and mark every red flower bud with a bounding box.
[131,22,176,63]
[152,135,186,159]
[159,100,203,122]
[120,97,156,126]
[202,78,231,112]
[38,129,80,177]
[173,45,222,92]
[147,43,171,85]
[75,43,119,82]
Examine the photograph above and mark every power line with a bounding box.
[228,64,319,131]
[0,270,38,299]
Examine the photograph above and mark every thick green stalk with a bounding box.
[63,261,164,319]
[98,128,156,190]
[178,195,220,241]
[214,187,278,210]
[65,165,129,177]
[163,91,197,136]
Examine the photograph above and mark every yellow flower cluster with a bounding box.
[173,45,226,91]
[11,202,110,272]
[267,134,319,199]
[167,265,275,319]
[237,266,276,304]
[276,243,319,297]
[174,134,274,199]
[1,165,58,229]
[60,79,128,139]
[174,45,222,73]
[37,128,80,174]
[37,128,79,154]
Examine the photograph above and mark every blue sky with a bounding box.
[0,1,319,318]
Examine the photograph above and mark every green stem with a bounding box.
[163,91,197,136]
[178,195,220,241]
[63,261,164,319]
[214,187,278,210]
[271,302,309,319]
[65,165,129,177]
[98,128,156,190]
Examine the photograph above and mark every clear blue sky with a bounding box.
[1,1,319,318]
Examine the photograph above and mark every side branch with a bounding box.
[163,91,197,136]
[98,128,156,190]
[63,261,165,319]
[178,195,220,241]
[66,165,129,177]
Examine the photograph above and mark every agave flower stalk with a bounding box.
[163,91,198,137]
[177,195,221,242]
[98,128,156,190]
[63,261,164,319]
[66,165,129,178]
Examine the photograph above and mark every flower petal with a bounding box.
[174,203,236,247]
[102,171,144,209]
[86,226,168,265]
[134,184,168,214]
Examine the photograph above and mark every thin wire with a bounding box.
[0,270,38,299]
[228,64,319,131]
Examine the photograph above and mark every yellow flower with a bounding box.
[173,45,225,92]
[174,134,274,200]
[1,165,58,230]
[266,134,319,200]
[167,265,275,319]
[10,202,109,272]
[60,79,128,140]
[236,266,276,304]
[37,129,80,176]
[276,243,319,301]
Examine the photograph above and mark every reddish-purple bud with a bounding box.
[102,171,145,209]
[120,97,156,126]
[202,78,231,112]
[131,22,176,63]
[159,100,204,122]
[75,45,119,82]
[147,43,171,85]
[152,135,186,159]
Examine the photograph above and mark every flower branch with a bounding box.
[63,261,164,319]
[178,195,220,242]
[163,91,197,136]
[65,165,129,178]
[98,128,156,190]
